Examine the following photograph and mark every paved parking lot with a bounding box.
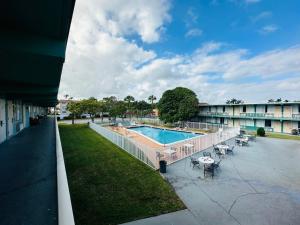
[164,137,300,225]
[123,137,300,225]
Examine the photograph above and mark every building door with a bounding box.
[7,101,14,137]
[0,99,6,143]
[220,117,225,124]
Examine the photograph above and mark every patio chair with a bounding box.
[227,146,234,155]
[213,148,223,158]
[213,144,219,151]
[204,164,214,178]
[213,160,221,171]
[203,152,211,157]
[235,139,241,145]
[190,157,200,169]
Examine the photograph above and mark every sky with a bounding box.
[59,0,300,104]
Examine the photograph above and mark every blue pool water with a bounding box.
[128,126,201,144]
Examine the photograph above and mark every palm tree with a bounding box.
[148,95,157,107]
[124,96,135,118]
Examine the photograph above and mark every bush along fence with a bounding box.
[90,122,239,169]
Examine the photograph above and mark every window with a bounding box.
[242,106,246,113]
[298,105,300,113]
[208,106,211,112]
[265,120,271,127]
[223,106,226,113]
[298,122,300,128]
[265,105,268,113]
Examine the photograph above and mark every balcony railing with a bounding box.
[240,112,274,118]
[292,114,300,119]
[200,112,229,116]
[199,111,300,120]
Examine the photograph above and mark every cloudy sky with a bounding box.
[59,0,300,103]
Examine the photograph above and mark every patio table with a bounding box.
[216,144,229,155]
[236,137,249,146]
[198,156,214,165]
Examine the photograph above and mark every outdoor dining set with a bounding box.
[190,133,256,178]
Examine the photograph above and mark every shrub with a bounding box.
[291,129,299,135]
[257,127,265,137]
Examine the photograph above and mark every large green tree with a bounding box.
[133,100,152,118]
[109,101,127,119]
[81,97,101,122]
[66,101,84,124]
[157,87,199,123]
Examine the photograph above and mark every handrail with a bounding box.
[55,117,75,225]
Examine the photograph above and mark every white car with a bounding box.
[81,113,91,118]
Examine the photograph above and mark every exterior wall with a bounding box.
[292,105,300,118]
[273,121,281,133]
[226,106,233,115]
[233,106,240,116]
[228,119,234,127]
[7,100,14,138]
[283,105,292,117]
[0,99,6,143]
[0,98,45,143]
[283,121,293,133]
[256,119,265,127]
[256,105,264,113]
[233,118,240,128]
[274,106,281,117]
[267,105,275,114]
[246,105,255,113]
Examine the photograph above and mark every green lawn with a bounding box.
[248,131,300,141]
[59,124,185,225]
[265,132,300,141]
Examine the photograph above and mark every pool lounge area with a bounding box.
[128,126,202,145]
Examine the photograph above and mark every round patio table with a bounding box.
[198,156,214,165]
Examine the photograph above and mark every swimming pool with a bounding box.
[128,126,202,145]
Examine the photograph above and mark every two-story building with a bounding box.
[198,102,300,134]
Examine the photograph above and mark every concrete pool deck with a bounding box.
[122,137,300,225]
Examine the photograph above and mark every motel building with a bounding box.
[0,1,76,225]
[198,102,300,134]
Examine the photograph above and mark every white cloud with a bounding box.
[185,28,203,38]
[259,24,278,34]
[251,11,272,23]
[244,0,261,4]
[70,0,172,44]
[60,0,300,104]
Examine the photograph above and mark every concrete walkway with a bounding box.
[0,118,57,225]
[122,137,300,225]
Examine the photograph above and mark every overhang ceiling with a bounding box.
[0,0,76,107]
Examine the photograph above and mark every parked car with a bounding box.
[81,113,91,118]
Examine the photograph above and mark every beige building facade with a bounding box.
[198,102,300,134]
